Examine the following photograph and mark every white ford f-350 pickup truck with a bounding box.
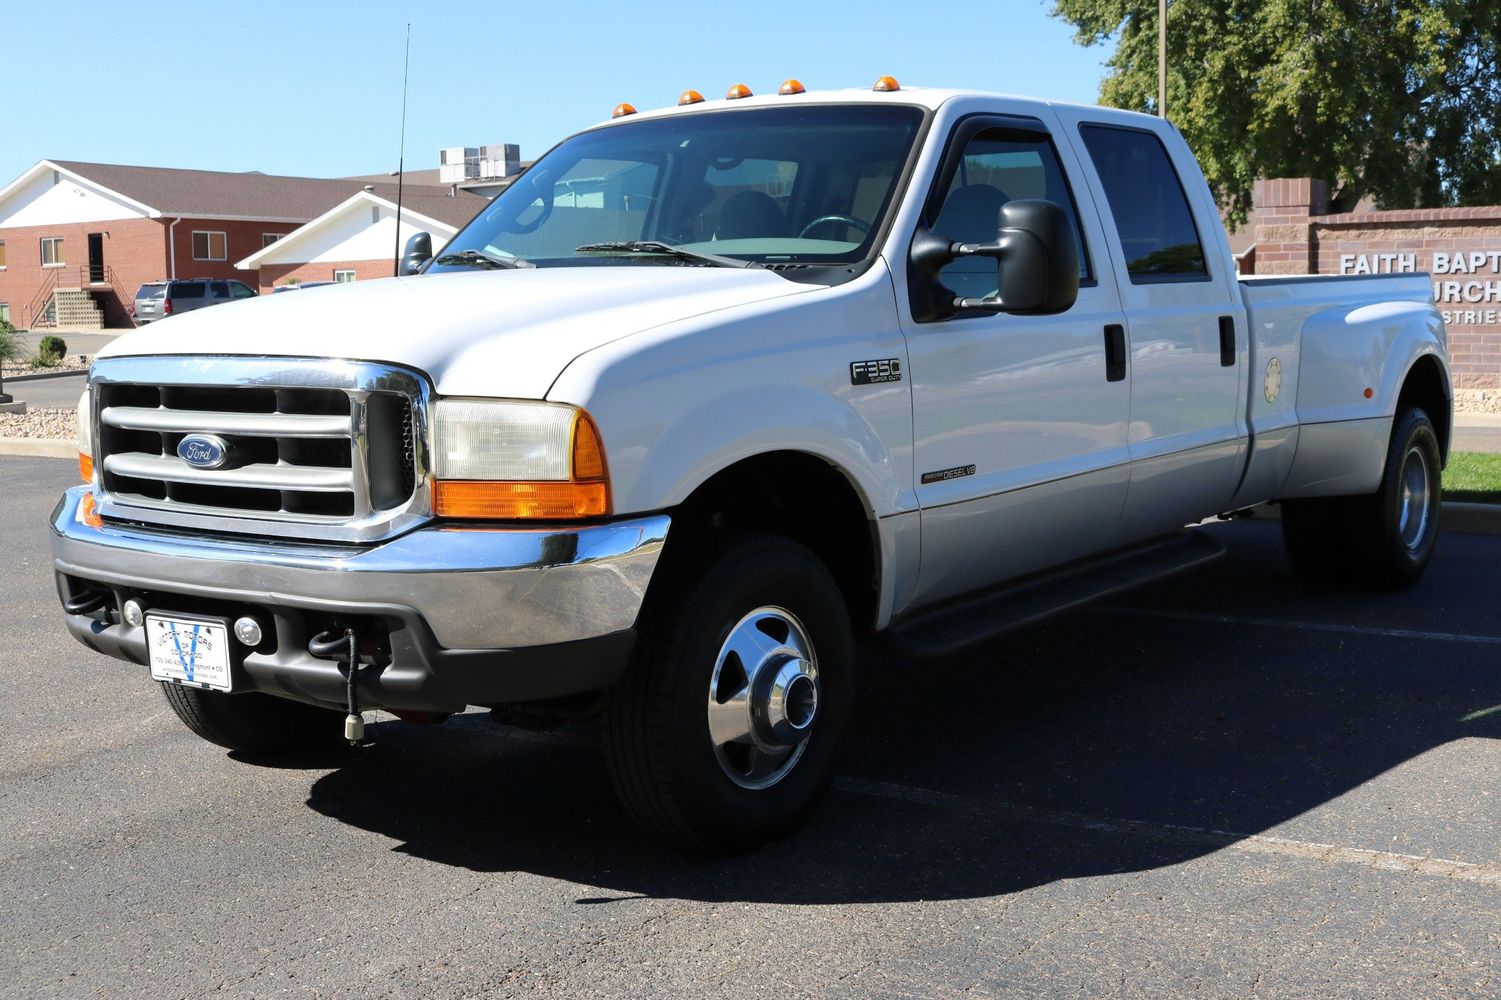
[52,80,1450,852]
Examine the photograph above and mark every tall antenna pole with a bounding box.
[1158,0,1167,118]
[393,23,411,276]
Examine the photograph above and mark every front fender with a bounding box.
[547,267,915,519]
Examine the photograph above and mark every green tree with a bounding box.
[1051,0,1501,225]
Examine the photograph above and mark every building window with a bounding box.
[262,233,282,248]
[40,237,64,267]
[192,231,228,261]
[0,240,7,269]
[0,303,10,326]
[333,269,357,283]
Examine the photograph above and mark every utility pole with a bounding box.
[1158,0,1168,118]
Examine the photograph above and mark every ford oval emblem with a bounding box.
[178,434,230,469]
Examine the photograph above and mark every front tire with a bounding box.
[159,683,346,754]
[603,534,855,852]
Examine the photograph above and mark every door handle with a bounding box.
[1218,316,1236,367]
[1104,324,1126,382]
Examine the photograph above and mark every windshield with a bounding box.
[430,104,925,272]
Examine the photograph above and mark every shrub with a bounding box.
[38,335,67,361]
[0,323,23,365]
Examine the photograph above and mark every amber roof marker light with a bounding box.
[726,83,753,100]
[779,79,806,95]
[873,75,901,92]
[678,89,705,106]
[611,102,637,119]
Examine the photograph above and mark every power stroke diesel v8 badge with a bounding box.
[850,358,903,385]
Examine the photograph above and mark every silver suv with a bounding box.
[133,279,256,324]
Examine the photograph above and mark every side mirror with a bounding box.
[399,231,433,276]
[910,199,1080,319]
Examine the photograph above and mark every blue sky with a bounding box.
[4,1,1112,185]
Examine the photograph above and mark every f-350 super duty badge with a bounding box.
[851,358,903,385]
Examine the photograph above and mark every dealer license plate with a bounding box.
[146,615,232,692]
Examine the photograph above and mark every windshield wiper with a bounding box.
[575,240,756,269]
[432,249,532,270]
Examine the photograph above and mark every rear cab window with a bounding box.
[1077,125,1208,282]
[135,284,166,300]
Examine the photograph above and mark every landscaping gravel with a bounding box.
[1,360,91,380]
[0,408,75,439]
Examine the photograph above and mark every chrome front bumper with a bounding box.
[50,488,669,711]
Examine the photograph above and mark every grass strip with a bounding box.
[1444,451,1501,505]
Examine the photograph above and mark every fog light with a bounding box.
[122,600,145,627]
[234,617,264,647]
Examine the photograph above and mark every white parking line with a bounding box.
[836,777,1501,888]
[1093,606,1501,646]
[493,723,1501,888]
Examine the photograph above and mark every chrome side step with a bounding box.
[886,529,1226,657]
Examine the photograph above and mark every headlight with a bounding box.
[430,398,610,520]
[77,388,93,483]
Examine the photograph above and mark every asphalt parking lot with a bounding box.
[4,454,1499,998]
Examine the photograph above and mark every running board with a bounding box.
[886,529,1226,657]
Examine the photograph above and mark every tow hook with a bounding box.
[308,628,367,745]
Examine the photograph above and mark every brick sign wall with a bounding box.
[1247,178,1501,391]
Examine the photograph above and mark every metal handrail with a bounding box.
[25,269,62,328]
[25,265,120,328]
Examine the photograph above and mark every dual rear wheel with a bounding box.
[1281,406,1442,588]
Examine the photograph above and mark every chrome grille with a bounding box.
[90,358,431,543]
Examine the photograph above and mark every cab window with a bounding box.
[930,127,1092,302]
[1078,125,1208,282]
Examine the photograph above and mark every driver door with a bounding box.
[899,112,1132,606]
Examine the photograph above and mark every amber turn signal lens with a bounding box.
[433,480,610,520]
[79,452,93,483]
[678,89,705,106]
[726,83,752,100]
[779,79,805,95]
[612,102,637,118]
[873,75,900,92]
[571,411,608,481]
[80,491,103,528]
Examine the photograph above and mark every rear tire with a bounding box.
[1281,406,1441,589]
[159,683,346,754]
[1345,406,1441,587]
[603,533,855,853]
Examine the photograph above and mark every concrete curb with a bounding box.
[1439,502,1501,535]
[1,368,90,383]
[0,437,75,459]
[1245,500,1501,535]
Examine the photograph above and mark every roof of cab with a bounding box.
[585,84,1142,131]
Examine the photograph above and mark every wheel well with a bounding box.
[1398,356,1451,463]
[669,452,879,633]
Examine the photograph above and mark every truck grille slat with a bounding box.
[102,454,356,492]
[101,406,350,438]
[91,360,428,541]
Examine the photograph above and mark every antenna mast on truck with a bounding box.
[394,23,411,277]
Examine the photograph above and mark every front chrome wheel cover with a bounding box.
[706,606,820,790]
[1398,445,1432,551]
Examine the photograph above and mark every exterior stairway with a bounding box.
[49,288,104,331]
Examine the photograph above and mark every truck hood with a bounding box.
[99,267,817,398]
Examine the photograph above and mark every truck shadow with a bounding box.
[302,522,1501,904]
